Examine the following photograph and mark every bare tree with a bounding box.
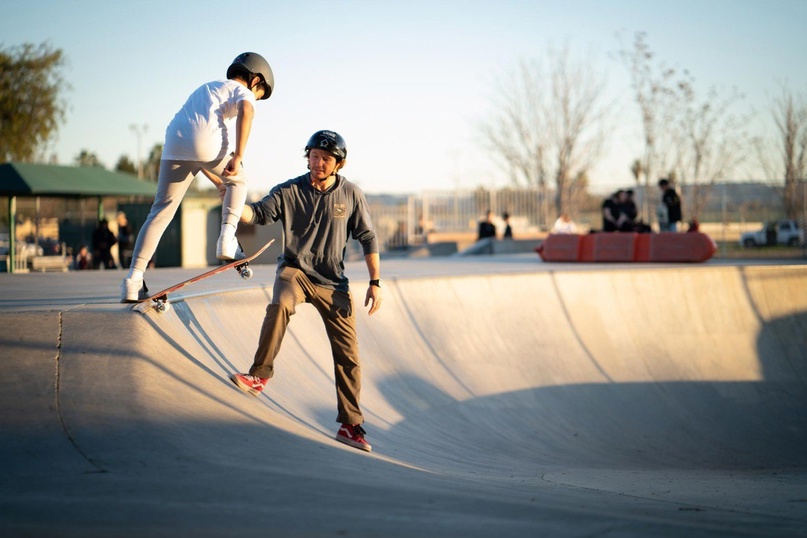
[758,86,807,220]
[621,33,751,223]
[481,59,550,224]
[672,85,751,221]
[619,32,690,221]
[480,45,610,225]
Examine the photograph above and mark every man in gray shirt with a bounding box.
[229,130,381,452]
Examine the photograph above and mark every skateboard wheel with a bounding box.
[240,266,253,280]
[155,300,170,314]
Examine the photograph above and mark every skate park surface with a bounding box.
[1,254,806,537]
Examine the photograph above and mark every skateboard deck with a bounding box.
[131,239,275,314]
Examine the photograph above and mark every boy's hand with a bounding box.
[199,168,227,200]
[223,154,243,177]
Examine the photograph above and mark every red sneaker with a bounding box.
[230,373,268,396]
[335,423,372,452]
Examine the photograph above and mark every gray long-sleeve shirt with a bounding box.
[248,173,378,292]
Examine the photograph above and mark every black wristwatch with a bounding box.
[369,279,382,288]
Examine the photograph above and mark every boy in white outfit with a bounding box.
[121,52,274,302]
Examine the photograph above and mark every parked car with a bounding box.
[740,219,804,247]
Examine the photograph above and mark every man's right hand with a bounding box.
[199,168,226,201]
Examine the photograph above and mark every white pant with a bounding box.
[129,157,247,272]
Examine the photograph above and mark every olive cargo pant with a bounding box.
[249,266,364,425]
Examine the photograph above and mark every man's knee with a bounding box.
[266,300,295,320]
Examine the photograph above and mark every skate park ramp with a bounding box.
[1,257,806,537]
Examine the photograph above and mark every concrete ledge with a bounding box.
[30,256,70,272]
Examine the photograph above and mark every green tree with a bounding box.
[0,42,68,162]
[75,149,103,167]
[144,143,163,181]
[115,155,138,175]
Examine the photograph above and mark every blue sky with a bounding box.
[3,0,806,195]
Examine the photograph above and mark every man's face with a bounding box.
[308,148,339,181]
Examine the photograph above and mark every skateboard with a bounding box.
[132,239,275,314]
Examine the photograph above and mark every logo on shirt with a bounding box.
[333,203,346,219]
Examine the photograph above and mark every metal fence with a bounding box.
[365,184,807,256]
[4,183,805,268]
[367,188,550,253]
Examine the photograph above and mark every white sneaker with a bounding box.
[120,277,148,303]
[216,234,238,260]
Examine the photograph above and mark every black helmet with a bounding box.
[305,130,347,161]
[226,52,274,100]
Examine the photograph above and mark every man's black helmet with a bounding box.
[305,130,347,162]
[226,52,274,100]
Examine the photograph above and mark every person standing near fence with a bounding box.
[92,219,117,270]
[657,178,682,232]
[116,211,133,269]
[502,212,513,239]
[602,191,620,232]
[478,210,497,240]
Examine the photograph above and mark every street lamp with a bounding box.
[129,124,148,179]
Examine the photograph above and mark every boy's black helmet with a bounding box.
[305,130,347,161]
[227,52,274,100]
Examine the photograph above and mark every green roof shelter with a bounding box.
[1,162,157,272]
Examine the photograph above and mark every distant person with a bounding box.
[502,212,513,239]
[116,211,133,269]
[121,52,274,302]
[617,189,638,232]
[477,210,497,240]
[657,178,682,232]
[92,219,117,269]
[601,191,620,232]
[552,213,578,234]
[687,217,700,233]
[74,245,92,270]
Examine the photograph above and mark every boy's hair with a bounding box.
[227,66,253,83]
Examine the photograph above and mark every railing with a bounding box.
[363,187,806,258]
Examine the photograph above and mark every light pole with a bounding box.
[129,124,148,179]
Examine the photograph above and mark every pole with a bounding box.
[8,196,16,273]
[129,123,148,179]
[802,179,806,255]
[721,184,727,257]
